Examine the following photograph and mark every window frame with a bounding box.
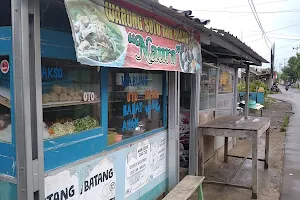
[0,26,168,172]
[199,63,218,111]
[0,27,16,176]
[40,29,168,171]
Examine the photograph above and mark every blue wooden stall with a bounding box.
[0,26,169,200]
[239,92,264,104]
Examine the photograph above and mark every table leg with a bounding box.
[198,184,204,200]
[264,128,270,169]
[224,137,228,163]
[252,134,258,199]
[199,128,204,176]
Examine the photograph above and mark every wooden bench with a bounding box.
[249,103,264,117]
[163,175,205,200]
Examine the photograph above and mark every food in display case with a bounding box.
[42,84,98,105]
[41,59,101,140]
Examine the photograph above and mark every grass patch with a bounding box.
[281,116,290,132]
[264,97,276,108]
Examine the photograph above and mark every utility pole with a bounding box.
[271,43,275,79]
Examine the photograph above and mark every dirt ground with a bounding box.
[190,99,293,200]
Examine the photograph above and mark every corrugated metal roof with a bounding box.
[129,0,268,65]
[213,29,269,63]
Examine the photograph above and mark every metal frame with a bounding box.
[12,0,44,199]
[167,71,180,190]
[189,72,201,175]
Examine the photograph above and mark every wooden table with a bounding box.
[198,116,270,199]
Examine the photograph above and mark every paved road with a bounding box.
[269,86,300,200]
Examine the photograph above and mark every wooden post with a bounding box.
[190,73,201,175]
[264,128,270,169]
[224,137,228,163]
[198,128,204,176]
[245,65,250,118]
[252,133,258,199]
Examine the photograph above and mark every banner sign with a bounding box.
[64,0,202,73]
[125,136,166,197]
[45,158,116,200]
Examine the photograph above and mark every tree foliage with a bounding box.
[281,54,300,82]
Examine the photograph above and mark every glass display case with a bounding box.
[107,68,165,145]
[0,55,12,144]
[41,58,101,140]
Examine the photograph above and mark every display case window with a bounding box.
[219,69,233,93]
[0,56,12,143]
[200,66,217,110]
[42,58,101,140]
[107,68,165,145]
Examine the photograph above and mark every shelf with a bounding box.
[109,99,152,103]
[43,100,100,108]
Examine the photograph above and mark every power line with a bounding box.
[215,0,289,9]
[192,9,300,14]
[269,36,300,40]
[248,0,272,48]
[246,24,300,37]
[276,40,300,50]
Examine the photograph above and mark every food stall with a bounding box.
[0,0,203,200]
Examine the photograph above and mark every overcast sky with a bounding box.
[159,0,300,71]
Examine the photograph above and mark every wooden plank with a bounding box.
[252,134,258,199]
[163,176,205,200]
[228,155,266,162]
[204,180,251,190]
[257,120,271,138]
[264,128,270,169]
[202,128,254,138]
[198,128,204,176]
[199,116,270,131]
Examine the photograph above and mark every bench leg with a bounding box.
[198,184,204,200]
[264,128,270,169]
[224,137,228,163]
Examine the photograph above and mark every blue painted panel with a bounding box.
[45,131,168,200]
[105,127,166,151]
[44,134,105,171]
[40,28,76,60]
[101,68,108,147]
[0,181,17,200]
[257,92,264,104]
[0,142,14,157]
[44,127,103,149]
[249,92,257,101]
[239,92,264,104]
[0,27,12,55]
[0,27,16,177]
[137,178,167,200]
[0,155,15,176]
